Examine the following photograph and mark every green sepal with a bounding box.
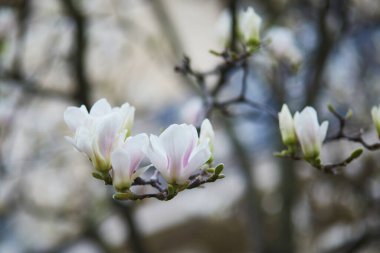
[346,149,363,163]
[345,109,353,119]
[327,103,335,113]
[92,172,104,181]
[206,168,215,174]
[217,174,225,179]
[113,191,134,200]
[214,163,224,176]
[167,184,175,196]
[179,182,189,191]
[209,49,223,57]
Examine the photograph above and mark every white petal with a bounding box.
[294,107,326,158]
[123,133,148,154]
[319,121,329,144]
[159,124,198,178]
[90,98,112,117]
[120,103,135,131]
[146,134,169,180]
[131,165,151,182]
[301,107,319,132]
[372,106,380,137]
[372,106,380,125]
[122,134,148,172]
[181,140,211,181]
[239,7,262,42]
[75,127,93,158]
[279,104,296,144]
[111,148,132,188]
[200,119,215,151]
[64,105,88,131]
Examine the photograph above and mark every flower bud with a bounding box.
[371,105,380,138]
[111,134,148,192]
[200,119,215,154]
[238,7,262,46]
[294,107,329,159]
[278,104,297,146]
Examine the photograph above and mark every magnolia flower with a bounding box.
[216,7,262,47]
[294,107,329,159]
[266,27,302,67]
[278,104,297,146]
[111,134,149,191]
[146,124,212,185]
[64,98,135,172]
[238,7,262,45]
[371,105,380,138]
[200,119,215,154]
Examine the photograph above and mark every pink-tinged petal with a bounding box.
[146,134,169,180]
[181,140,211,181]
[123,133,148,152]
[90,98,112,117]
[122,134,148,176]
[159,124,198,178]
[64,105,88,131]
[95,112,122,160]
[111,148,132,189]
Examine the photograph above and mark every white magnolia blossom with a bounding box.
[111,134,149,191]
[146,123,212,185]
[216,6,262,47]
[371,105,380,138]
[200,118,215,154]
[64,98,135,172]
[238,7,262,45]
[278,104,297,146]
[294,107,329,159]
[266,27,302,66]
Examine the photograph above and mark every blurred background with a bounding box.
[1,0,380,252]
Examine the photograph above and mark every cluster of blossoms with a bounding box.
[278,104,380,172]
[278,105,328,161]
[64,99,223,201]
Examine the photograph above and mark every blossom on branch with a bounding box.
[216,6,262,48]
[64,99,223,201]
[111,134,149,192]
[64,98,135,172]
[371,105,380,138]
[279,104,297,147]
[200,118,215,156]
[294,107,329,159]
[146,121,213,185]
[238,7,262,46]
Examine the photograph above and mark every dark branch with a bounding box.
[60,0,91,107]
